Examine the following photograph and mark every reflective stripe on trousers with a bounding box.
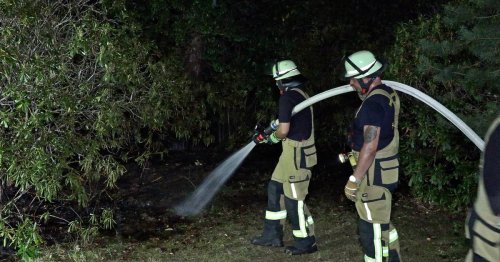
[265,210,287,220]
[292,200,308,238]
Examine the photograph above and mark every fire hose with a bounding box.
[175,81,484,216]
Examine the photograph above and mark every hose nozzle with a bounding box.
[338,152,357,169]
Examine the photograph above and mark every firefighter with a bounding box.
[251,60,318,255]
[465,116,500,261]
[342,50,402,261]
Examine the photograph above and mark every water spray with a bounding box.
[175,81,484,216]
[175,142,256,216]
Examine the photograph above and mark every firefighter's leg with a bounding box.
[465,208,500,261]
[284,197,317,255]
[356,185,399,262]
[303,203,315,236]
[386,223,401,261]
[358,221,400,262]
[251,180,285,247]
[358,219,383,262]
[283,169,317,255]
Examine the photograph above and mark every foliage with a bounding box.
[0,0,198,259]
[0,219,42,261]
[0,0,489,259]
[67,208,115,244]
[123,0,450,149]
[0,0,275,258]
[386,0,499,210]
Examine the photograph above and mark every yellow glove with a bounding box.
[344,175,360,202]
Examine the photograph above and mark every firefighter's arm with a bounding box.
[353,125,380,181]
[344,125,379,202]
[267,121,288,144]
[275,122,289,139]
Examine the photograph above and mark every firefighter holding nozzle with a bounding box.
[251,60,318,255]
[342,50,402,261]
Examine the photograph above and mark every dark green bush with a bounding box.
[0,0,211,258]
[386,0,499,210]
[0,1,276,258]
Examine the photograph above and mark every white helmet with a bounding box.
[344,50,384,79]
[272,60,301,80]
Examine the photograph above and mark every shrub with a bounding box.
[386,0,499,210]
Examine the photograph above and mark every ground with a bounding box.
[33,146,468,261]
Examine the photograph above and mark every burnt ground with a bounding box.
[3,144,470,261]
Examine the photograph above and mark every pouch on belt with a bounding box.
[356,185,392,224]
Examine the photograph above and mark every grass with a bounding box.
[27,154,469,262]
[35,192,468,262]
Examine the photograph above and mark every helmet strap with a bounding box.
[276,80,287,94]
[345,56,376,79]
[357,77,375,94]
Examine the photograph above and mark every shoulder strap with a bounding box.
[290,88,315,144]
[291,88,309,99]
[291,88,314,120]
[366,88,400,129]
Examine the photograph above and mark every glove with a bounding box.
[268,132,281,144]
[252,119,280,145]
[265,119,281,144]
[252,131,281,144]
[344,175,360,202]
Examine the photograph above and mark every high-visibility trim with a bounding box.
[307,216,314,226]
[373,223,383,262]
[291,183,297,199]
[389,229,398,243]
[293,230,308,238]
[265,210,287,220]
[364,255,377,262]
[383,246,389,257]
[298,201,307,238]
[364,203,373,221]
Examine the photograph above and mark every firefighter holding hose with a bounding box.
[251,60,318,255]
[342,50,402,261]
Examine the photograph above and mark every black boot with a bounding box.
[251,221,283,247]
[285,236,318,255]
